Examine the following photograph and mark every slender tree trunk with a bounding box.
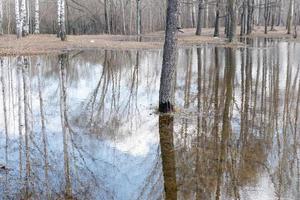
[159,0,179,113]
[136,0,141,35]
[104,0,110,34]
[294,11,297,38]
[59,0,66,41]
[0,0,3,35]
[213,0,220,37]
[226,0,236,42]
[57,0,61,37]
[21,0,27,36]
[34,0,39,34]
[26,0,30,34]
[264,0,269,34]
[15,0,22,38]
[196,0,203,35]
[287,0,294,34]
[247,0,254,34]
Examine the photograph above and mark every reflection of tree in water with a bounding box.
[172,41,300,200]
[0,41,300,199]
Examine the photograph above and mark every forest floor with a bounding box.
[0,26,297,56]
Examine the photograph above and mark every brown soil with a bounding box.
[0,26,297,56]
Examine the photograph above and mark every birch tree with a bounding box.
[34,0,40,34]
[15,0,22,38]
[57,0,61,37]
[159,0,179,113]
[58,0,66,41]
[20,0,27,36]
[0,0,3,35]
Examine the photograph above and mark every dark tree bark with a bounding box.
[213,0,220,37]
[226,0,236,42]
[159,115,177,200]
[159,0,179,113]
[196,0,203,35]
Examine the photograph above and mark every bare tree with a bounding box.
[0,0,3,35]
[159,0,179,113]
[15,0,22,38]
[34,0,39,34]
[196,0,203,35]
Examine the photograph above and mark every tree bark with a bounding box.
[136,0,142,35]
[213,0,220,37]
[15,0,22,38]
[159,0,179,113]
[59,0,67,41]
[0,0,3,35]
[226,0,236,42]
[34,0,40,34]
[196,0,203,35]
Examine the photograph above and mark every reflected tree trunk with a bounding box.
[22,57,32,198]
[37,59,50,198]
[159,115,177,200]
[215,48,235,200]
[59,54,72,199]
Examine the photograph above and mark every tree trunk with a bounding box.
[57,0,61,37]
[264,0,268,34]
[247,0,254,34]
[159,0,179,113]
[15,0,22,38]
[59,0,66,41]
[213,0,220,37]
[287,0,294,34]
[21,0,27,36]
[226,0,236,42]
[136,0,141,35]
[104,0,110,34]
[34,0,39,34]
[196,0,203,35]
[0,0,3,35]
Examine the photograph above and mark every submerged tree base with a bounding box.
[159,102,174,113]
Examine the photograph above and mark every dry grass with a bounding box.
[0,26,297,56]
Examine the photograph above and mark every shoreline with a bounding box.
[0,26,297,56]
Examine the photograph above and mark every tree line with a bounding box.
[0,0,299,40]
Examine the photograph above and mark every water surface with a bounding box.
[0,39,300,200]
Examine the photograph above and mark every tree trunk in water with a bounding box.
[213,0,220,37]
[196,0,203,36]
[34,0,39,34]
[159,0,179,113]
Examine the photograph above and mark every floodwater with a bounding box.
[0,38,299,200]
